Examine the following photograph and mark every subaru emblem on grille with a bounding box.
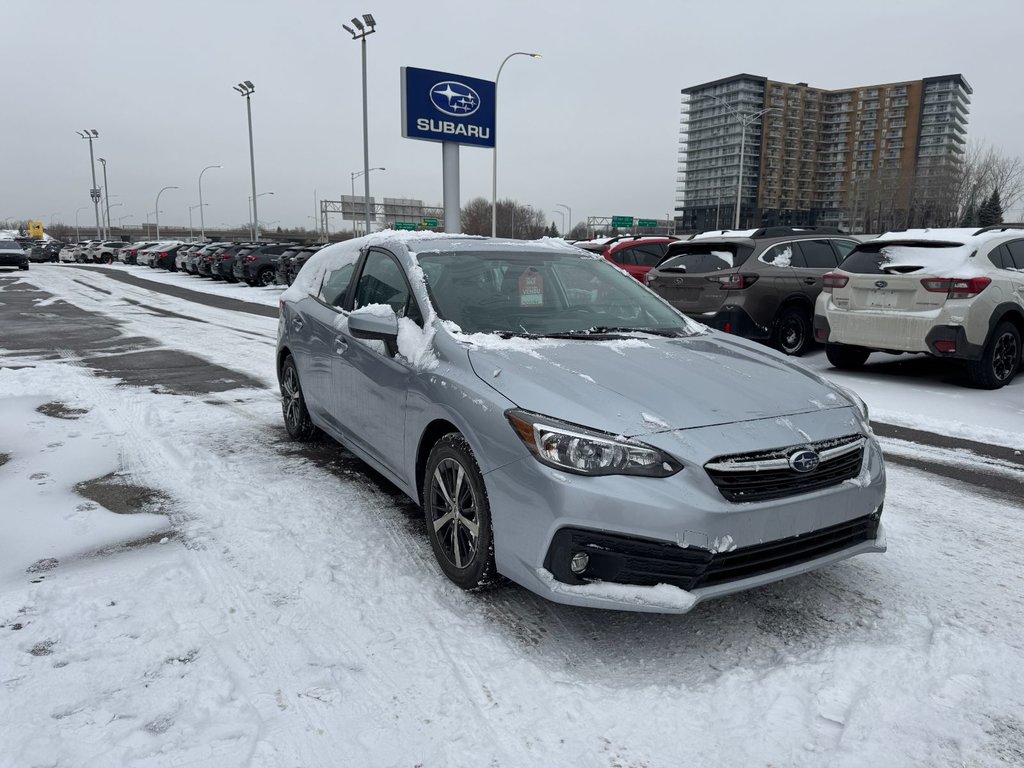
[788,449,821,473]
[874,280,888,289]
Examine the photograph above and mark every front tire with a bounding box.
[966,322,1021,389]
[423,434,497,591]
[279,355,318,441]
[773,307,812,356]
[826,343,871,369]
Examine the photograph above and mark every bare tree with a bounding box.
[459,197,547,239]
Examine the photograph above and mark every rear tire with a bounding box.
[423,434,497,591]
[966,322,1021,389]
[257,268,275,287]
[773,307,812,356]
[826,343,871,369]
[279,355,318,441]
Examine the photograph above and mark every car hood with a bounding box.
[465,332,849,437]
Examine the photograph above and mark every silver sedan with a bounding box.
[276,235,885,613]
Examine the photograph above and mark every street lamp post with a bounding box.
[107,202,123,235]
[76,130,101,238]
[198,165,221,241]
[492,52,541,237]
[350,167,384,235]
[248,192,274,240]
[155,186,178,240]
[189,203,206,241]
[74,206,88,242]
[233,81,259,240]
[556,203,572,238]
[98,157,112,240]
[553,209,565,235]
[118,214,133,230]
[343,13,377,235]
[698,94,777,230]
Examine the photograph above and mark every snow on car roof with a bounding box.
[872,227,1024,247]
[691,228,759,240]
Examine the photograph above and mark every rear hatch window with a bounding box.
[839,241,975,275]
[657,243,752,273]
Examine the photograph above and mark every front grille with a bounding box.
[705,434,865,502]
[544,513,880,591]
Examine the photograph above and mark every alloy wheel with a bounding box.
[993,331,1020,382]
[281,364,303,432]
[428,457,480,569]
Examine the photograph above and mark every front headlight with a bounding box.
[506,409,682,477]
[838,386,870,423]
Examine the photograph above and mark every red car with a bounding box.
[574,235,678,282]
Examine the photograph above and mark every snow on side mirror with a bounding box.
[348,305,399,342]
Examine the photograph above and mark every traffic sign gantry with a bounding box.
[395,222,418,231]
[611,215,633,228]
[637,219,657,228]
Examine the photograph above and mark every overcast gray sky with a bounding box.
[4,0,1023,234]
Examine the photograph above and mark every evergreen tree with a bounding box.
[988,188,1004,225]
[959,199,977,228]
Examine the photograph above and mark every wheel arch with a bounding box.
[415,418,462,504]
[989,304,1024,338]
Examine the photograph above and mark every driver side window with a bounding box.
[353,250,422,322]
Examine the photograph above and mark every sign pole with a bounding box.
[442,142,460,234]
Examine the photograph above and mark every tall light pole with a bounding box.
[492,52,541,237]
[553,209,565,235]
[118,214,133,230]
[155,186,178,240]
[233,81,259,240]
[198,164,221,241]
[350,167,384,235]
[98,157,112,240]
[556,202,571,238]
[698,93,777,230]
[107,203,123,235]
[343,13,377,235]
[189,203,206,241]
[74,206,88,242]
[248,192,274,240]
[76,129,101,238]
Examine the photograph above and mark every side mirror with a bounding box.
[348,305,399,343]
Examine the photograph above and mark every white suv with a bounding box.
[814,226,1024,389]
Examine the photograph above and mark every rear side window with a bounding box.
[761,243,795,266]
[319,263,356,307]
[616,244,667,268]
[832,239,858,259]
[1004,240,1024,270]
[659,244,750,273]
[793,239,839,269]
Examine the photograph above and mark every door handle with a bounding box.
[334,336,348,354]
[802,277,816,285]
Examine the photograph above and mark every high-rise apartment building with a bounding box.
[675,73,971,233]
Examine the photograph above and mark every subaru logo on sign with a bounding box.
[430,81,480,117]
[788,449,821,473]
[875,280,888,288]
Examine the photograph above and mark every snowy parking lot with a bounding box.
[2,265,1023,767]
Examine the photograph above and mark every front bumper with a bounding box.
[0,253,28,267]
[484,411,886,613]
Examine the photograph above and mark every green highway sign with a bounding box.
[637,219,658,228]
[421,218,439,228]
[611,215,634,228]
[395,222,418,231]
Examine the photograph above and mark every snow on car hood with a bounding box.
[464,332,849,437]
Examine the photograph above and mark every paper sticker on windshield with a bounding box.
[518,271,544,306]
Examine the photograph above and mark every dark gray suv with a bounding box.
[645,227,860,356]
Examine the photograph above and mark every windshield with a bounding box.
[417,250,699,337]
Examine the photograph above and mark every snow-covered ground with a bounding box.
[3,267,1024,766]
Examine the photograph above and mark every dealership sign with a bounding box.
[401,67,496,148]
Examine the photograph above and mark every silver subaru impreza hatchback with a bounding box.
[277,233,885,613]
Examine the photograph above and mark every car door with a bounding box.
[1003,240,1024,305]
[333,248,418,477]
[791,238,847,302]
[297,259,359,433]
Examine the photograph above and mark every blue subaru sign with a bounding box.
[401,66,496,148]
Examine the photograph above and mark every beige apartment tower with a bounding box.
[676,73,971,233]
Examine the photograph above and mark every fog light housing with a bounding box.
[569,552,589,575]
[934,339,956,353]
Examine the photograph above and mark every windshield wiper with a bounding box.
[539,326,681,339]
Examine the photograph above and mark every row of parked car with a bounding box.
[574,225,1023,389]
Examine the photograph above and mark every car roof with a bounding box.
[864,225,1024,249]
